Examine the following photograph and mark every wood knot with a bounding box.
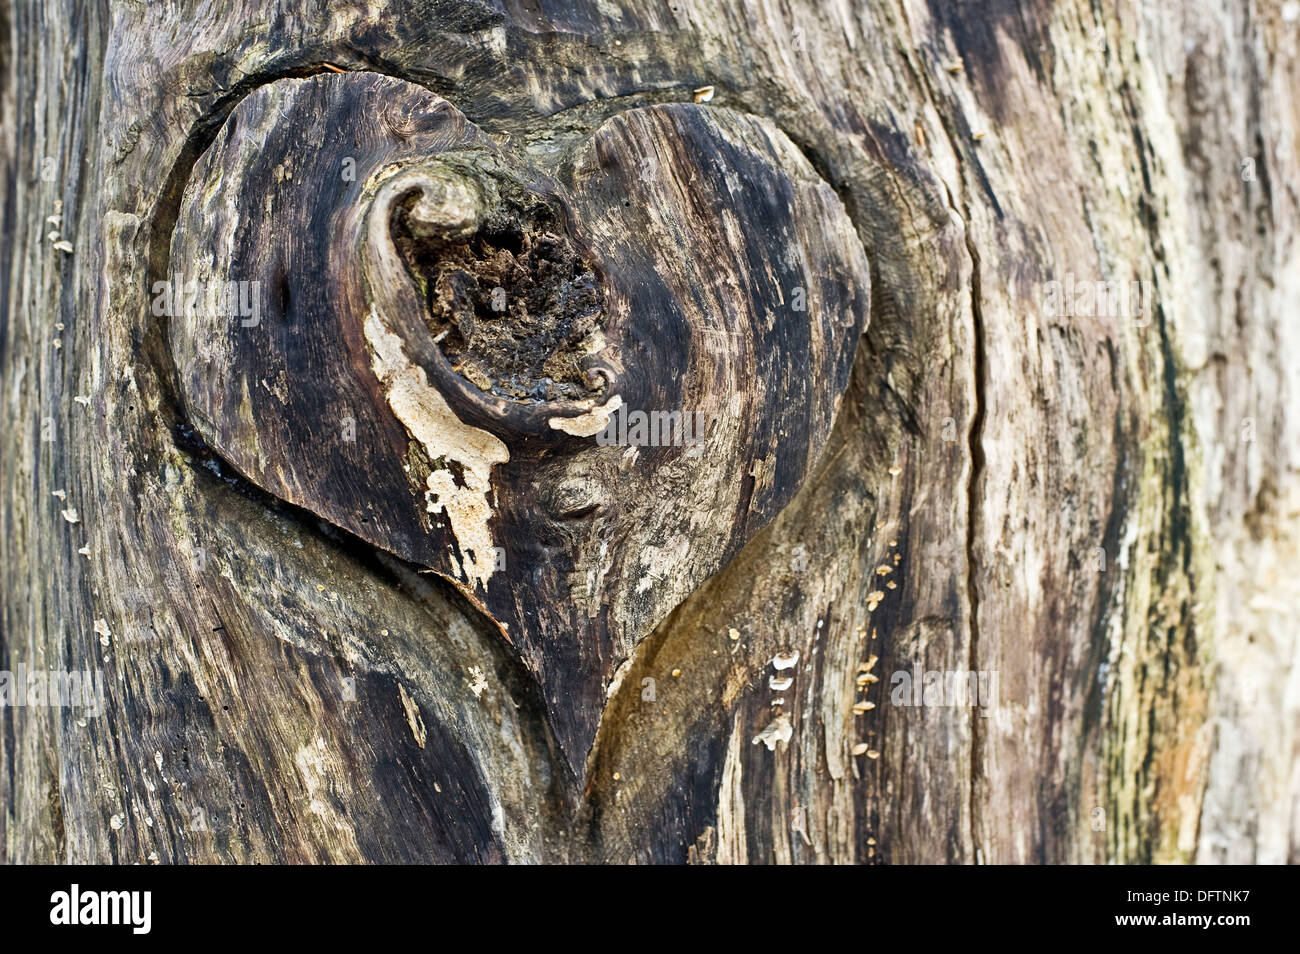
[362,161,621,445]
[389,162,608,406]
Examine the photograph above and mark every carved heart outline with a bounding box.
[164,71,870,774]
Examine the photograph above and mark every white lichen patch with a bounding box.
[364,308,509,590]
[771,650,800,670]
[466,666,489,698]
[549,394,623,437]
[752,714,793,751]
[397,683,427,749]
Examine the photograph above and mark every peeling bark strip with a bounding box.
[3,0,1298,865]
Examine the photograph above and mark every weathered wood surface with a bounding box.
[166,73,869,771]
[2,0,1298,864]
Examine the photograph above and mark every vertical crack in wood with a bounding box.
[961,212,987,864]
[896,1,989,859]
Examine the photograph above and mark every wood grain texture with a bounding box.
[166,72,869,770]
[2,0,1298,864]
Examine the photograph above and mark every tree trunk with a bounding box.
[3,0,1297,864]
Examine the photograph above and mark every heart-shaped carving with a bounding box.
[165,72,869,773]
